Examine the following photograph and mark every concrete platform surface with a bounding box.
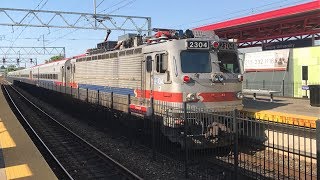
[243,96,320,128]
[0,86,57,180]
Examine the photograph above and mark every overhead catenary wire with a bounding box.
[13,37,102,41]
[5,0,49,60]
[106,0,137,15]
[45,0,138,46]
[171,0,311,29]
[98,0,130,13]
[9,0,49,46]
[8,0,45,36]
[96,0,105,8]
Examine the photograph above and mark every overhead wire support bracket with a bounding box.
[0,46,65,56]
[0,8,152,34]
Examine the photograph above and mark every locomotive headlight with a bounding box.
[218,75,224,82]
[236,91,244,100]
[186,93,199,102]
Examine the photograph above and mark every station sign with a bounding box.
[262,38,313,51]
[244,49,290,72]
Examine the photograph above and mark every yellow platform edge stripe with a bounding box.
[241,108,318,128]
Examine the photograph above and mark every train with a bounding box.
[7,29,243,147]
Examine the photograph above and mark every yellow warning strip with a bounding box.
[241,108,317,128]
[0,122,16,149]
[5,164,32,179]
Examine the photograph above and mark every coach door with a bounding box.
[141,54,154,103]
[65,60,72,87]
[61,66,65,86]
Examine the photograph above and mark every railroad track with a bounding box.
[2,82,143,180]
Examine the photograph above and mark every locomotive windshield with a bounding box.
[180,51,212,73]
[217,52,240,73]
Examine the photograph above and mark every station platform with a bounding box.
[0,86,57,179]
[242,96,320,128]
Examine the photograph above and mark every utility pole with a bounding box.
[42,35,45,47]
[18,50,20,67]
[93,0,97,29]
[42,34,45,55]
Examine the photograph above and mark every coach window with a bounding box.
[156,53,168,73]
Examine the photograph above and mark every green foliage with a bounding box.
[46,55,64,63]
[6,65,17,72]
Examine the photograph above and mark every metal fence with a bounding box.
[11,80,319,179]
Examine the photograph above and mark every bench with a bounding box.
[242,89,281,102]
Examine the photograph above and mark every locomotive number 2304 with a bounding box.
[187,41,209,49]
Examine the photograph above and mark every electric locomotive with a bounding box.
[7,29,243,147]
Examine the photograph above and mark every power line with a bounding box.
[107,0,137,14]
[45,0,140,46]
[98,0,130,13]
[9,0,45,34]
[96,0,105,8]
[171,0,311,29]
[11,37,101,41]
[8,0,49,50]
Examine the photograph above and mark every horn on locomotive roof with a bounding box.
[104,29,112,42]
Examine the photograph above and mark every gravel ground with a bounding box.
[217,145,317,179]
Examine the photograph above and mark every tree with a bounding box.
[0,65,5,69]
[46,55,64,63]
[6,65,16,72]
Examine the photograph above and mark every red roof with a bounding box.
[196,0,320,31]
[195,0,320,47]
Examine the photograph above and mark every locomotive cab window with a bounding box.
[180,51,211,73]
[217,52,240,73]
[156,53,168,73]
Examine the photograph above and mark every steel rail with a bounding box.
[3,83,143,180]
[2,83,74,180]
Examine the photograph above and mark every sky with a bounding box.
[0,0,314,66]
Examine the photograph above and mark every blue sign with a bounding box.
[302,85,309,90]
[263,38,313,51]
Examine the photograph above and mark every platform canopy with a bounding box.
[195,0,320,48]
